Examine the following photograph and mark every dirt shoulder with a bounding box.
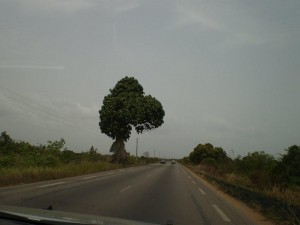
[184,165,275,225]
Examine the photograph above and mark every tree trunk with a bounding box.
[110,138,127,164]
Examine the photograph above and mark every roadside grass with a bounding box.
[0,132,160,188]
[0,161,125,187]
[224,173,300,207]
[265,186,300,207]
[189,164,300,206]
[185,164,300,225]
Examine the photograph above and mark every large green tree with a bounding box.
[99,76,165,163]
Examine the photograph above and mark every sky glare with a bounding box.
[0,0,299,159]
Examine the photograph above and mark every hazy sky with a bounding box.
[1,0,299,159]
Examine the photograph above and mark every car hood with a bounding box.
[0,205,160,225]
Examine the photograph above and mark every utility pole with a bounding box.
[135,138,138,157]
[154,149,156,158]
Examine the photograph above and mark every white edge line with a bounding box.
[82,176,97,180]
[198,188,206,195]
[103,172,115,175]
[212,204,231,222]
[120,185,131,193]
[38,182,65,188]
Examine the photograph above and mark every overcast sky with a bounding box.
[0,0,299,159]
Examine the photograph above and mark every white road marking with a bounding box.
[103,172,115,175]
[198,188,206,195]
[120,185,131,193]
[212,204,231,222]
[82,175,97,180]
[38,182,65,188]
[191,180,196,184]
[188,176,191,179]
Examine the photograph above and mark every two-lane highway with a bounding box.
[0,163,271,225]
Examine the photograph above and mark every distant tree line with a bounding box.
[183,142,300,189]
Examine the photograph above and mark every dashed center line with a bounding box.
[38,182,65,188]
[82,175,97,180]
[212,204,231,222]
[191,180,196,184]
[187,176,191,179]
[198,188,206,195]
[120,185,131,193]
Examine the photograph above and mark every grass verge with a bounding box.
[0,161,138,188]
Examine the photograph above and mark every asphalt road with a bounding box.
[0,163,266,225]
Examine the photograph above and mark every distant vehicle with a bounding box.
[160,159,166,164]
[171,160,176,164]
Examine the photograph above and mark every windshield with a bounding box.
[0,1,299,225]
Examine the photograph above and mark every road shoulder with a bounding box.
[183,164,274,225]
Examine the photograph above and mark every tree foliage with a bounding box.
[236,151,277,175]
[99,76,165,163]
[280,145,300,178]
[272,145,300,186]
[189,143,228,164]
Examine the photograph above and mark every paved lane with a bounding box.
[0,163,268,225]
